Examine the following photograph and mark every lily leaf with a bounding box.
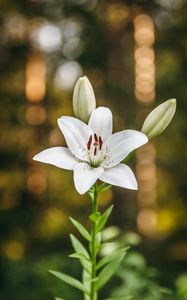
[87,186,96,201]
[69,252,91,261]
[83,270,91,300]
[122,151,135,164]
[49,270,89,295]
[70,234,91,273]
[96,252,125,290]
[103,297,133,300]
[97,205,114,232]
[96,247,129,270]
[70,217,91,242]
[97,183,112,193]
[70,234,89,257]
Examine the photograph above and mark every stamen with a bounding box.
[94,133,98,142]
[94,147,97,156]
[87,135,92,150]
[99,136,103,150]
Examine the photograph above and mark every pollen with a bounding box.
[94,133,98,142]
[87,135,92,150]
[86,133,104,166]
[99,136,103,150]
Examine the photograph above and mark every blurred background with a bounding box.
[0,0,187,299]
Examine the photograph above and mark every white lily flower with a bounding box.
[33,107,148,194]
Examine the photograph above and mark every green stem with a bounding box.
[90,185,98,300]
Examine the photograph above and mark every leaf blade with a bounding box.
[69,252,91,261]
[49,270,89,295]
[103,297,133,300]
[96,247,129,270]
[70,234,89,257]
[83,270,91,300]
[97,205,113,232]
[70,217,91,242]
[97,183,112,193]
[70,234,91,273]
[96,252,125,291]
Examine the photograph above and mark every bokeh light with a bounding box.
[25,56,46,102]
[31,21,62,53]
[2,240,25,260]
[26,105,47,125]
[54,61,82,90]
[134,14,155,103]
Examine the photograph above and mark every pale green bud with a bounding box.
[73,76,96,123]
[141,99,176,139]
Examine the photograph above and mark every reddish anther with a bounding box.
[99,136,103,150]
[94,133,98,142]
[94,147,97,156]
[87,135,92,150]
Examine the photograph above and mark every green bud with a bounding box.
[73,76,96,123]
[141,99,176,139]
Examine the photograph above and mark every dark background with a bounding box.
[0,0,187,299]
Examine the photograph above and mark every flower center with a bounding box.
[87,133,103,167]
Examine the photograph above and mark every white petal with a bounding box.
[73,162,104,194]
[58,116,93,161]
[88,107,113,141]
[100,163,138,190]
[102,130,148,168]
[33,147,78,170]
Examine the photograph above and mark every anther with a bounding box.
[94,133,98,142]
[87,135,92,150]
[99,136,103,150]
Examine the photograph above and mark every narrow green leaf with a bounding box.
[70,234,91,273]
[55,297,66,300]
[49,270,89,295]
[122,151,135,164]
[96,252,125,291]
[159,287,172,295]
[96,247,129,270]
[69,252,91,261]
[83,270,91,300]
[87,185,96,201]
[97,183,112,193]
[103,297,133,300]
[70,217,91,241]
[70,234,89,257]
[97,205,114,232]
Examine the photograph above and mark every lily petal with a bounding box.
[58,116,93,161]
[100,163,138,190]
[102,130,148,168]
[88,107,112,141]
[73,162,104,194]
[33,147,78,170]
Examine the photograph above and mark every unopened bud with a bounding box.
[141,99,176,139]
[73,76,96,123]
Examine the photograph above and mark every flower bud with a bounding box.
[73,76,96,123]
[141,99,176,139]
